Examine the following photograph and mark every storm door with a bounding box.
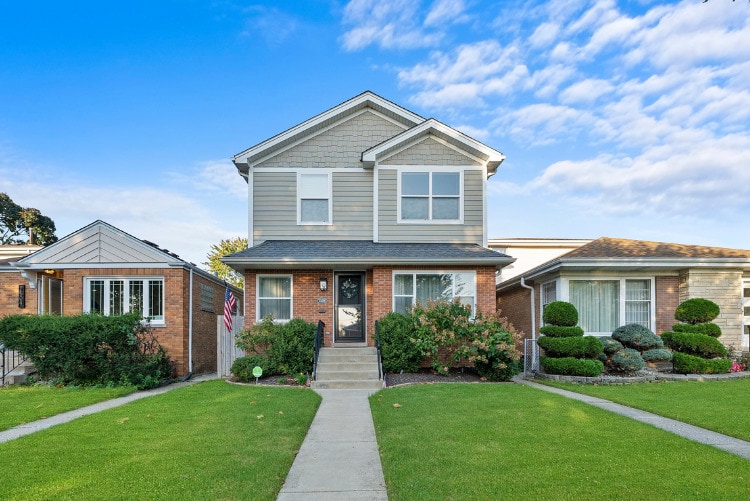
[335,273,365,343]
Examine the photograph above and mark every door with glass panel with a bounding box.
[335,273,365,342]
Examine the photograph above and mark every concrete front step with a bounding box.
[312,347,382,390]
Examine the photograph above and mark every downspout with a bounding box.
[183,267,194,381]
[520,277,538,371]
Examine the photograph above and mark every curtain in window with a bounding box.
[415,274,452,305]
[625,279,650,327]
[570,280,619,332]
[259,276,292,320]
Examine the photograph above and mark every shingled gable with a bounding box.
[361,118,505,176]
[231,90,424,178]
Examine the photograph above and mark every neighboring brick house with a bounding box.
[497,237,750,353]
[1,220,243,376]
[222,91,512,345]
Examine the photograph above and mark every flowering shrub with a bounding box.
[729,360,747,373]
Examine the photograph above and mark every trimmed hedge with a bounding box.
[674,298,720,324]
[672,352,732,374]
[542,301,578,327]
[641,348,673,362]
[538,325,585,338]
[611,323,663,350]
[537,335,603,359]
[609,348,645,372]
[235,317,317,376]
[231,355,275,382]
[376,312,422,374]
[539,356,604,377]
[661,331,727,358]
[600,336,624,355]
[672,323,722,338]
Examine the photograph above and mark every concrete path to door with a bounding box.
[277,389,387,501]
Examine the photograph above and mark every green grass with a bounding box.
[1,380,321,501]
[538,377,750,441]
[371,384,749,500]
[0,384,136,431]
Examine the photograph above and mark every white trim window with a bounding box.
[257,275,292,321]
[541,280,557,324]
[399,170,462,222]
[393,271,475,314]
[297,171,332,225]
[566,278,654,335]
[84,277,164,324]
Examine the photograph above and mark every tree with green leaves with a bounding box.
[203,236,247,288]
[0,192,57,245]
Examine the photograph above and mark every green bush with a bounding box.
[641,348,673,362]
[609,348,645,373]
[235,317,316,376]
[674,298,720,324]
[672,352,732,374]
[542,301,578,327]
[538,325,584,338]
[672,323,722,338]
[539,356,604,377]
[0,313,172,389]
[376,312,422,374]
[231,355,275,382]
[660,331,727,358]
[611,323,663,350]
[537,335,603,359]
[600,336,624,355]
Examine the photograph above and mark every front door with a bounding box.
[335,273,365,343]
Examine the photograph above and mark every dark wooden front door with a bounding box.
[335,273,365,342]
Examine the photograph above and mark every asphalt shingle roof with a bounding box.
[563,237,750,259]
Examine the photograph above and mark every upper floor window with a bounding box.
[400,171,461,222]
[85,277,164,324]
[298,171,331,225]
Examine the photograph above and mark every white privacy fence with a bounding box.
[217,316,245,378]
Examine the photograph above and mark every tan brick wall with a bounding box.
[0,271,38,317]
[679,268,743,349]
[655,276,679,335]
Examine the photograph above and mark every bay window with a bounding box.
[393,271,475,314]
[86,277,164,323]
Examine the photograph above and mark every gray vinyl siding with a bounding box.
[256,111,407,170]
[253,170,373,243]
[377,168,484,245]
[381,137,482,166]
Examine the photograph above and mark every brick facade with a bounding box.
[655,275,679,335]
[0,271,38,317]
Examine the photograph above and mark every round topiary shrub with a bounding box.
[672,352,732,374]
[609,348,645,373]
[611,323,663,350]
[537,335,603,359]
[539,325,584,338]
[674,298,720,325]
[539,356,604,377]
[600,336,624,355]
[672,323,722,338]
[641,348,673,362]
[661,331,727,358]
[542,301,578,327]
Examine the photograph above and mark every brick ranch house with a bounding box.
[222,91,513,344]
[497,237,750,353]
[0,220,243,376]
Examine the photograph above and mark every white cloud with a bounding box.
[559,78,614,104]
[424,0,468,27]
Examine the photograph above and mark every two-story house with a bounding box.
[223,91,513,346]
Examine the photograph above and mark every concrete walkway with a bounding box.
[0,373,218,444]
[277,389,387,501]
[516,378,750,460]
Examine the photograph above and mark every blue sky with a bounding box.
[1,0,749,265]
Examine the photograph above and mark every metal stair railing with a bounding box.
[1,343,29,386]
[311,320,325,381]
[375,320,383,381]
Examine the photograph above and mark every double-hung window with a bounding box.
[393,271,475,314]
[298,171,331,224]
[567,278,653,334]
[400,171,461,222]
[257,275,292,321]
[541,280,557,324]
[85,277,164,323]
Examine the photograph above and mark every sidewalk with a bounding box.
[277,389,387,501]
[516,378,750,460]
[0,373,218,444]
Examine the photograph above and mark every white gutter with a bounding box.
[520,276,538,371]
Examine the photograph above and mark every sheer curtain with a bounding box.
[259,276,291,319]
[570,280,619,333]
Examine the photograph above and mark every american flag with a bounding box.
[224,283,237,332]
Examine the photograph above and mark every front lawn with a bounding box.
[539,377,750,441]
[0,384,136,431]
[371,384,749,500]
[1,380,321,501]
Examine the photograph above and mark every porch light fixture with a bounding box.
[319,277,328,291]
